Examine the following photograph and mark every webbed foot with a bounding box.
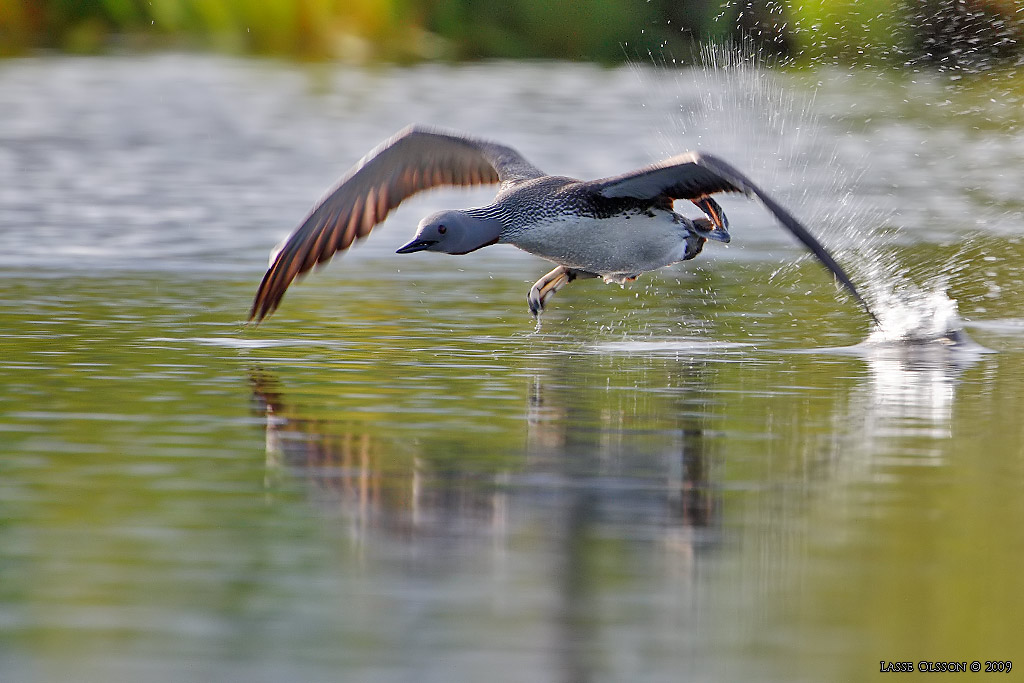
[692,196,731,243]
[528,266,598,316]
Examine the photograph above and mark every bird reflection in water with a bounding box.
[250,371,506,544]
[249,359,721,682]
[249,366,720,542]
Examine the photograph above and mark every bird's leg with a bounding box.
[692,196,731,243]
[528,266,597,316]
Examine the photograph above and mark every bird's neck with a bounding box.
[455,207,505,254]
[464,205,508,234]
[464,205,505,223]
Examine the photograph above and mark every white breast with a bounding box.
[504,210,692,278]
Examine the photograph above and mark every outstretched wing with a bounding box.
[591,152,876,323]
[249,125,545,322]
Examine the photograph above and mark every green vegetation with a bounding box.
[0,0,722,62]
[0,0,1020,66]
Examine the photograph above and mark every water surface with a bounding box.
[1,55,1022,682]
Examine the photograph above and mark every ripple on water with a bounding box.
[146,336,343,349]
[963,317,1024,335]
[590,338,753,355]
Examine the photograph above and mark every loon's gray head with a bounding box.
[396,210,502,256]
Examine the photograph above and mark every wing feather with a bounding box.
[249,125,544,322]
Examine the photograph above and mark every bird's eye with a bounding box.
[438,225,447,235]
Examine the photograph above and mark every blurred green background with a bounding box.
[0,0,1020,67]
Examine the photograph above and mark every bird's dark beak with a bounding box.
[395,237,436,253]
[396,238,437,254]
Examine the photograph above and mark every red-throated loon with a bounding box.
[249,125,875,324]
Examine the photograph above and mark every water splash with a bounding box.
[634,41,890,318]
[634,41,999,349]
[856,238,989,348]
[863,280,966,346]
